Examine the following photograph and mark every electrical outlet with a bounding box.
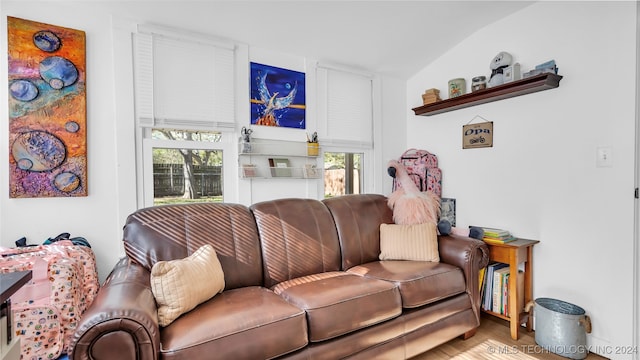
[596,146,613,167]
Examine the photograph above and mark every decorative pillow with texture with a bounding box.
[151,244,225,326]
[379,222,439,262]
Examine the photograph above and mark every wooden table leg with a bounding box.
[524,246,534,332]
[509,260,519,340]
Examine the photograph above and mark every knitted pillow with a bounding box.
[379,222,439,262]
[151,244,225,326]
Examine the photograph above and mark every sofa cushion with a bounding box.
[379,222,439,262]
[124,202,264,290]
[348,261,466,308]
[159,286,308,359]
[251,198,342,288]
[151,244,225,326]
[272,271,402,342]
[323,194,394,270]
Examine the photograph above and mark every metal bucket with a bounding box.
[531,298,592,359]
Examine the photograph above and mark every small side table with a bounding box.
[1,271,32,360]
[483,239,539,340]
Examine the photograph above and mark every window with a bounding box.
[148,130,224,206]
[133,27,235,130]
[133,25,237,207]
[316,66,373,148]
[317,65,374,196]
[324,152,363,197]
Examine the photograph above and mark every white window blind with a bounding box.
[133,28,235,130]
[317,66,373,148]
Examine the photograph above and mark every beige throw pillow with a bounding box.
[379,222,439,262]
[151,244,225,326]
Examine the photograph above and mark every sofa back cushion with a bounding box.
[251,198,341,288]
[123,203,263,290]
[323,194,393,270]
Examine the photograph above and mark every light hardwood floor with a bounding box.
[412,315,608,360]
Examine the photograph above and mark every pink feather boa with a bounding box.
[387,160,440,225]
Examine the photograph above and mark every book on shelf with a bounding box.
[482,262,508,311]
[492,267,509,314]
[502,273,509,315]
[481,262,525,316]
[268,158,291,177]
[478,267,486,292]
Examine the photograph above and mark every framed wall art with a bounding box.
[7,17,87,198]
[440,198,456,227]
[250,62,306,129]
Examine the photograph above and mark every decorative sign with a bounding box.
[462,120,493,149]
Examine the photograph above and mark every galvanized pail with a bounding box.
[531,298,591,360]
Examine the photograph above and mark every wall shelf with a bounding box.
[412,73,563,116]
[238,138,321,180]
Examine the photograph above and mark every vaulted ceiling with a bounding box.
[105,0,534,78]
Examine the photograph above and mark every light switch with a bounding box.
[596,146,613,167]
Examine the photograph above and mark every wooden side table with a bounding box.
[483,238,539,340]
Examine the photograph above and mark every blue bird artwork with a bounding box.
[250,62,306,129]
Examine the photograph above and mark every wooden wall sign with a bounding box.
[462,121,493,149]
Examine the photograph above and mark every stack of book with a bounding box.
[421,88,441,105]
[480,262,524,316]
[481,227,516,244]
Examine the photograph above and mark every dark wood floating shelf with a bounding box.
[412,73,563,116]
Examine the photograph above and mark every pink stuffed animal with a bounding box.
[387,160,440,225]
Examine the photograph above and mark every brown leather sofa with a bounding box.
[70,194,489,359]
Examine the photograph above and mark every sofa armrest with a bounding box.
[438,235,490,322]
[70,257,159,360]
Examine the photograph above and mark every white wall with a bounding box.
[5,3,631,355]
[377,76,407,193]
[0,2,405,282]
[237,46,322,204]
[1,3,124,281]
[406,2,636,358]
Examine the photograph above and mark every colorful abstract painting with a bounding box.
[7,17,87,198]
[250,62,305,129]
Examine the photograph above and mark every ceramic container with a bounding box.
[448,78,466,98]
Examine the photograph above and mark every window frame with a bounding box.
[132,24,238,208]
[316,64,376,197]
[321,144,374,197]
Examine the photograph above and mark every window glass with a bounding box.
[149,129,223,206]
[324,152,362,198]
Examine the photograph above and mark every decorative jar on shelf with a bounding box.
[307,142,319,156]
[471,76,487,92]
[448,78,466,98]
